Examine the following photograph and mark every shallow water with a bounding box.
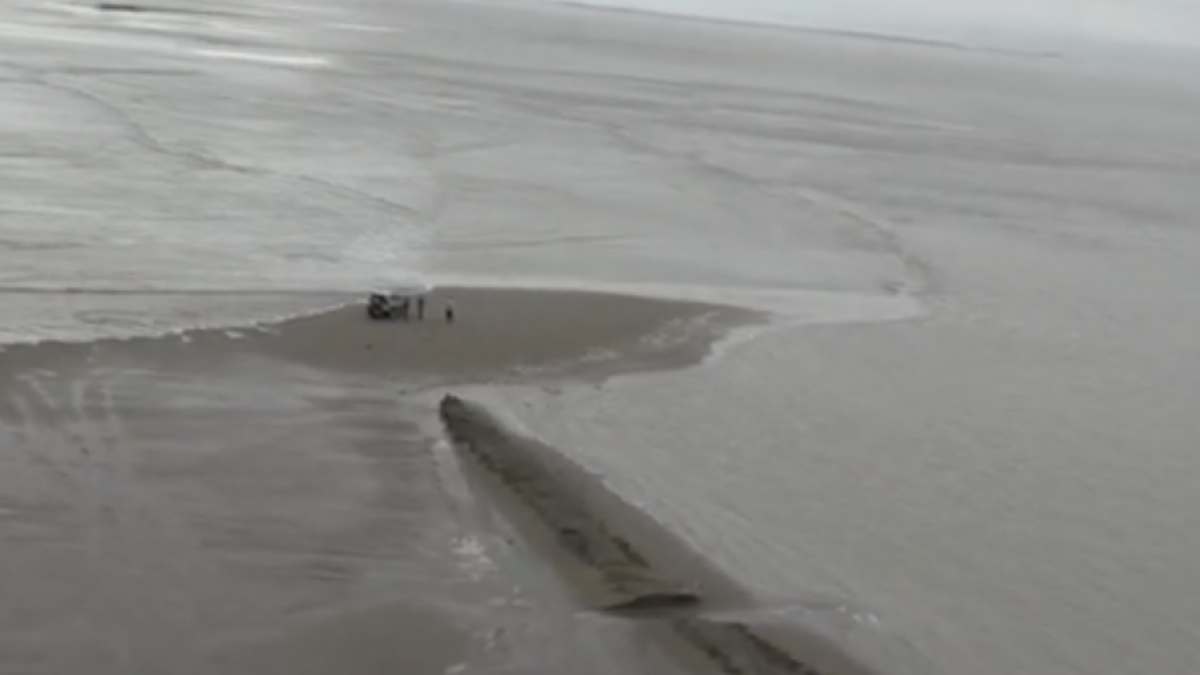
[4,0,1200,673]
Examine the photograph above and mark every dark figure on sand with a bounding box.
[416,295,426,320]
[445,300,455,323]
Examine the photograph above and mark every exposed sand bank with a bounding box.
[0,286,759,383]
[0,285,762,675]
[249,286,759,381]
[438,393,882,675]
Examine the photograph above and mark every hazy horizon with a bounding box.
[540,0,1200,55]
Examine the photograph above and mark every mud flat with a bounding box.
[0,285,764,675]
[438,393,883,675]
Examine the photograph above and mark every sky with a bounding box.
[556,0,1200,52]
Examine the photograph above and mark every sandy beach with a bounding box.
[0,286,768,675]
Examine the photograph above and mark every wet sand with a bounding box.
[439,393,880,675]
[0,286,749,379]
[0,286,760,675]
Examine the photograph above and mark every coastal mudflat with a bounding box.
[0,286,770,675]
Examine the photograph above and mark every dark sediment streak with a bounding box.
[93,2,233,16]
[439,393,702,612]
[438,394,880,675]
[95,2,150,11]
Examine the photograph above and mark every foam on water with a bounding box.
[0,292,351,347]
[192,48,330,67]
[334,23,398,33]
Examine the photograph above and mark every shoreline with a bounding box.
[0,280,912,674]
[0,285,766,384]
[0,284,763,359]
[0,283,769,675]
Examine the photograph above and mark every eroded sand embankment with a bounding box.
[439,393,882,675]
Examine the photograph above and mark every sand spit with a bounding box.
[249,286,759,381]
[439,393,881,675]
[0,286,760,384]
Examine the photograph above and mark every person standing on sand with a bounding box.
[416,295,426,321]
[444,300,455,323]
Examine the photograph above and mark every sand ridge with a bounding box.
[0,286,759,381]
[438,393,881,675]
[245,286,759,380]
